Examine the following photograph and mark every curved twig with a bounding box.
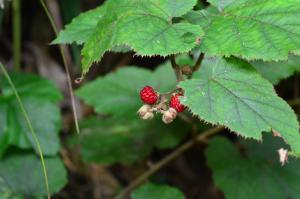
[115,126,224,199]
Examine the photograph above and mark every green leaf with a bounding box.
[52,6,104,45]
[251,55,300,85]
[76,61,177,119]
[0,73,62,101]
[131,183,185,199]
[70,116,189,165]
[179,57,300,156]
[186,0,300,61]
[206,135,300,199]
[207,0,236,10]
[54,0,198,46]
[157,0,198,17]
[79,0,203,75]
[0,153,67,199]
[0,73,62,156]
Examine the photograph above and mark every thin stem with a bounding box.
[12,0,21,71]
[0,63,50,199]
[115,126,224,199]
[39,0,80,134]
[192,52,205,73]
[170,55,184,82]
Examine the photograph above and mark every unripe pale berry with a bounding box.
[142,111,154,120]
[169,94,186,113]
[162,108,177,124]
[137,104,151,117]
[140,86,158,105]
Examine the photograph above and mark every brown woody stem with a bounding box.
[170,55,184,82]
[115,126,224,199]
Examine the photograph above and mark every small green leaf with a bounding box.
[52,6,104,45]
[186,0,300,61]
[0,153,67,199]
[131,183,185,199]
[251,55,300,85]
[70,117,189,165]
[0,73,62,156]
[76,61,177,119]
[206,135,300,199]
[179,57,300,156]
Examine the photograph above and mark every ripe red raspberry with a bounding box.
[140,86,158,105]
[170,94,185,112]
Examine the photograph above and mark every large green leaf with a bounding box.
[0,153,67,199]
[76,62,177,119]
[70,116,189,165]
[0,73,62,156]
[179,57,300,156]
[206,135,300,199]
[251,55,300,85]
[131,183,185,199]
[185,0,300,61]
[55,0,203,76]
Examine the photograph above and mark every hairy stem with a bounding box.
[192,52,205,73]
[0,63,50,199]
[39,0,80,134]
[170,55,184,82]
[12,0,21,71]
[115,126,224,199]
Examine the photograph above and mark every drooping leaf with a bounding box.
[53,6,104,45]
[0,153,67,199]
[131,183,185,199]
[251,55,300,85]
[70,116,189,165]
[206,135,300,199]
[76,61,178,119]
[55,0,203,76]
[179,57,300,156]
[0,73,62,156]
[185,0,300,61]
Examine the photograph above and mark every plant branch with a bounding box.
[12,0,21,71]
[39,0,80,134]
[170,55,183,82]
[192,52,205,73]
[0,63,50,199]
[115,126,224,199]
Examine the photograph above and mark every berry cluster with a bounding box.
[137,86,186,124]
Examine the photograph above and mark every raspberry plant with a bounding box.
[54,0,300,197]
[1,0,300,198]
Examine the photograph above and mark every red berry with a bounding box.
[140,86,158,104]
[170,94,185,112]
